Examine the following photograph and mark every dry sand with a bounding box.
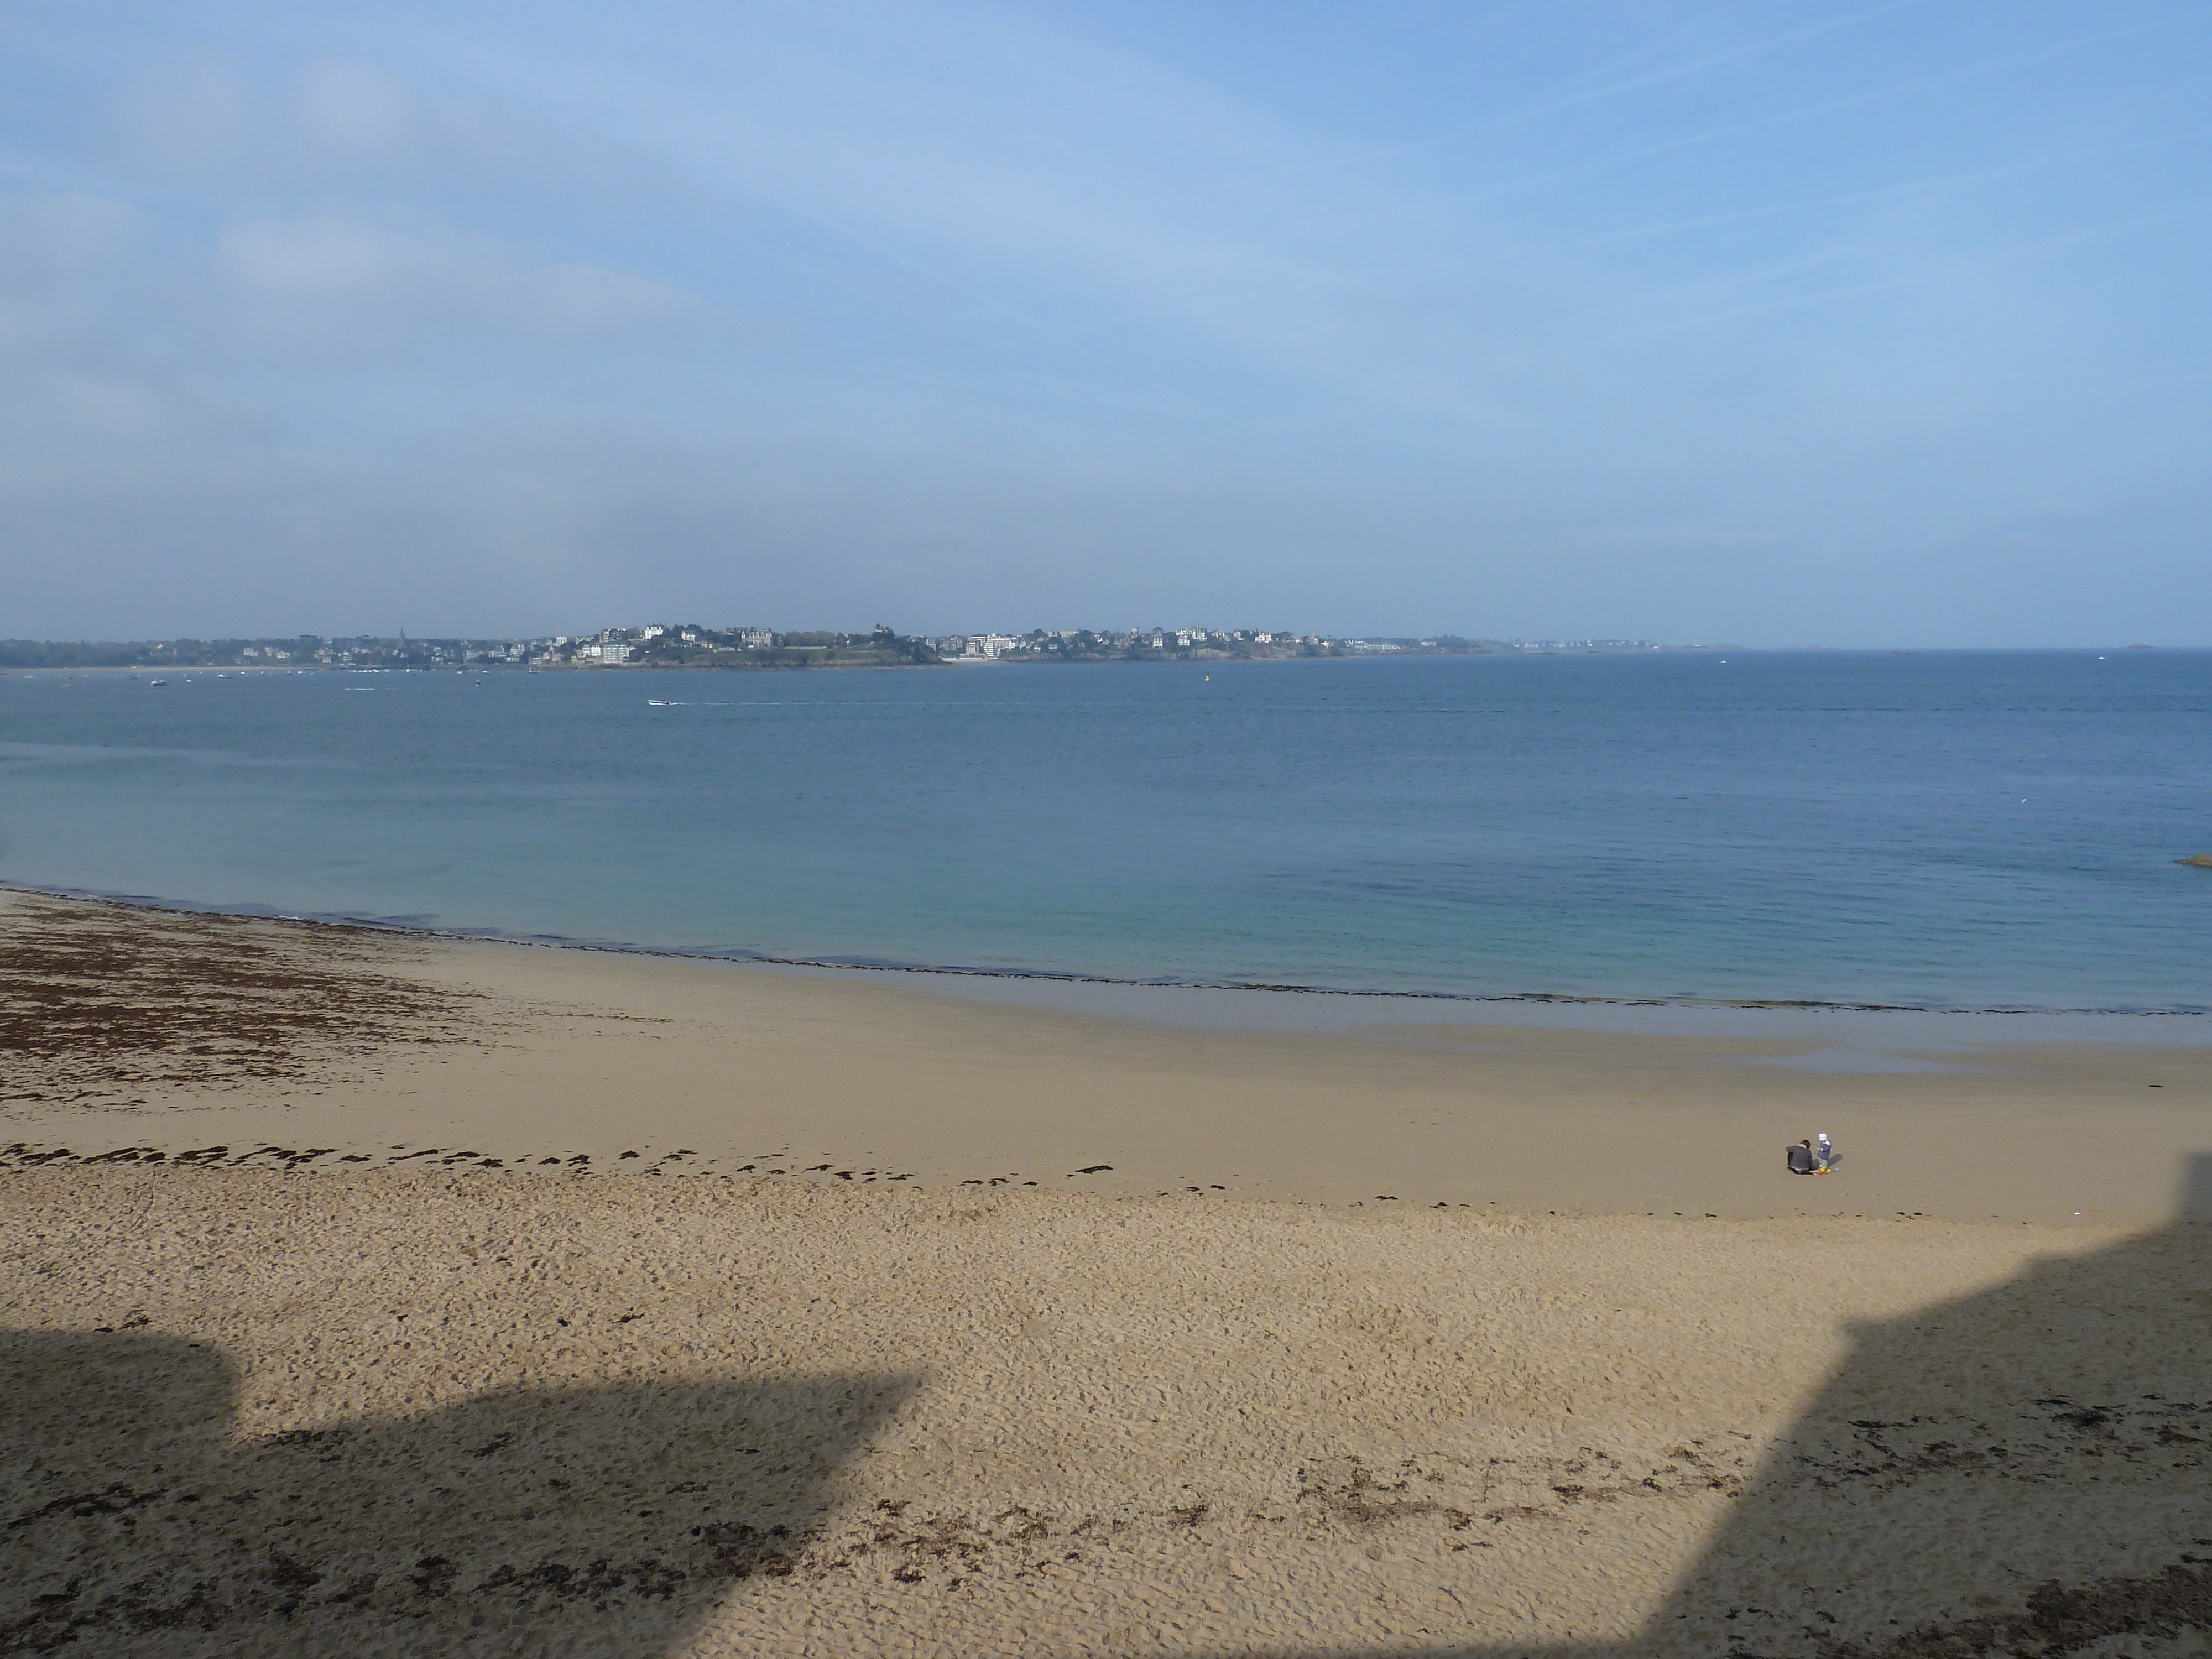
[4,889,2211,1656]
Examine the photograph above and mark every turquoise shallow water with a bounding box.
[1,651,2208,1013]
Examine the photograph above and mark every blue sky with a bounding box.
[3,2,2207,643]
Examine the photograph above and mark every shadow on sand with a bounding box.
[1603,1161,2212,1657]
[1,1332,915,1657]
[1303,1154,2212,1657]
[6,1164,2210,1657]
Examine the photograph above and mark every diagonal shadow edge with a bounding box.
[1211,1154,2212,1659]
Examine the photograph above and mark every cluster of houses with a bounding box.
[930,627,1332,661]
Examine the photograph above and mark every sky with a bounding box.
[2,2,2208,645]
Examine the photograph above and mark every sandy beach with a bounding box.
[5,888,2211,1655]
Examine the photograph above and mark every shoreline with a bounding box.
[4,885,2209,1227]
[7,879,2207,1030]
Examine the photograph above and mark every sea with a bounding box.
[3,651,2208,1033]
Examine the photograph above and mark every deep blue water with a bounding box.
[2,651,2208,1011]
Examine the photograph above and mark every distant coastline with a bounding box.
[0,626,1702,673]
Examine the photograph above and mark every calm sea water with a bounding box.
[2,652,2208,1013]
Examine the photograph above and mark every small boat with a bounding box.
[148,679,167,686]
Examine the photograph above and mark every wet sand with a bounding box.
[4,889,2211,1655]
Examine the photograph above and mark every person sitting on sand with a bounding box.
[1787,1140,1817,1175]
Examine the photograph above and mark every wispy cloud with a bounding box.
[215,206,710,342]
[1358,0,1933,163]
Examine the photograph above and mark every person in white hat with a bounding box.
[1815,1132,1836,1172]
